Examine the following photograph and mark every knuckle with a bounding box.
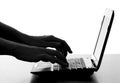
[49,35,54,38]
[63,40,66,43]
[56,43,61,48]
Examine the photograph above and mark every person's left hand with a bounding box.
[32,35,72,57]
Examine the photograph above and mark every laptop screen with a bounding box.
[93,9,114,68]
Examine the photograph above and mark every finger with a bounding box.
[55,41,72,54]
[41,41,68,57]
[46,40,72,54]
[46,49,68,63]
[62,40,73,53]
[41,54,68,67]
[53,56,68,67]
[47,36,73,53]
[56,47,67,57]
[62,48,67,57]
[52,50,68,63]
[40,54,55,63]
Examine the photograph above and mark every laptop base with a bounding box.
[31,69,94,80]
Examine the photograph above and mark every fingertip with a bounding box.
[69,49,73,53]
[66,46,73,53]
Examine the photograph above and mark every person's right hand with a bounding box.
[11,44,68,67]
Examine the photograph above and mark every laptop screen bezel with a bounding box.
[93,9,114,71]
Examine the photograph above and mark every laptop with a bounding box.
[31,9,115,77]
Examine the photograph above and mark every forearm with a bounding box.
[0,37,23,55]
[0,22,48,47]
[0,22,35,45]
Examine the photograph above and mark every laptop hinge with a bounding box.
[91,59,97,68]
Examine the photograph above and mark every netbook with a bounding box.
[31,9,115,76]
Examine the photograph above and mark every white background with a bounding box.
[0,0,119,55]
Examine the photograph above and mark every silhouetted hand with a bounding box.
[12,44,68,67]
[31,35,72,57]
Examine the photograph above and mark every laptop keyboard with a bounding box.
[68,58,86,69]
[53,58,86,71]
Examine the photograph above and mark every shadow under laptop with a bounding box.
[30,72,98,83]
